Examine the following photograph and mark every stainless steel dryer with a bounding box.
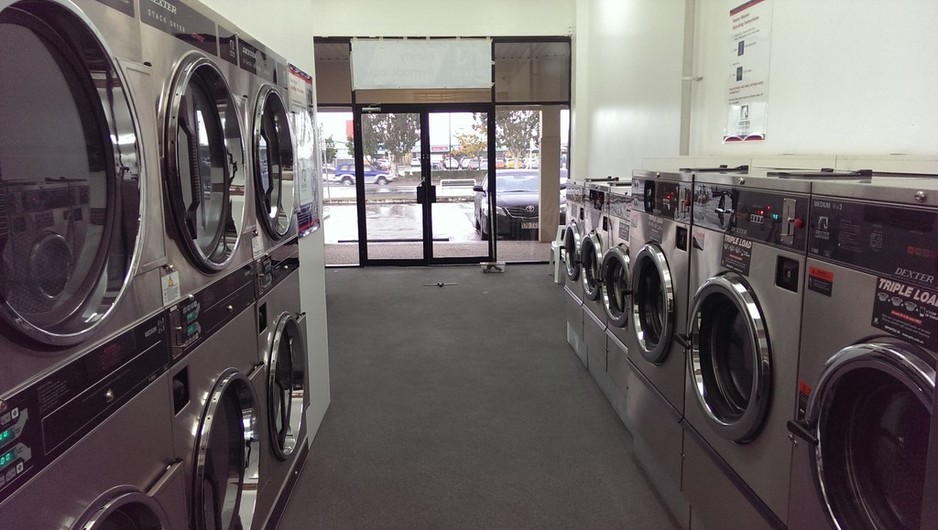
[682,172,811,529]
[254,255,308,529]
[602,182,633,418]
[0,0,167,400]
[625,169,693,525]
[582,181,612,389]
[241,41,298,258]
[166,265,265,529]
[563,181,587,366]
[788,176,938,530]
[140,0,253,301]
[0,313,187,529]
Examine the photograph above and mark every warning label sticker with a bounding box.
[721,234,752,276]
[872,277,938,350]
[807,266,834,297]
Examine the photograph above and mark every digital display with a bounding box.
[0,428,11,445]
[0,448,15,471]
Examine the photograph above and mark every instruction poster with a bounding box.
[724,0,772,142]
[288,64,320,236]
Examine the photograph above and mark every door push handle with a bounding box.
[416,184,426,203]
[714,208,735,215]
[428,185,437,203]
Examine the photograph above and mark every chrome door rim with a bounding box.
[268,312,306,460]
[630,243,674,364]
[252,84,294,240]
[686,273,771,442]
[580,231,603,301]
[601,244,630,327]
[563,221,581,280]
[806,342,935,530]
[72,486,171,530]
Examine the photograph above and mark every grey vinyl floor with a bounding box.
[277,265,677,529]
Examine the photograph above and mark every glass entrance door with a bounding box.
[356,106,494,265]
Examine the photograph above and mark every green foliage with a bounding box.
[475,110,540,166]
[323,135,337,164]
[362,113,421,172]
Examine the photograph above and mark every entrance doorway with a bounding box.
[354,105,495,265]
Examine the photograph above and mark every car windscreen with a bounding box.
[496,175,539,192]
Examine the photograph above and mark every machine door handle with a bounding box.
[714,207,734,215]
[787,421,818,446]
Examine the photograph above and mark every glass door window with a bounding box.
[356,106,494,265]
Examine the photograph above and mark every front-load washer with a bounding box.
[625,169,693,525]
[0,313,187,529]
[582,181,613,387]
[563,182,587,365]
[0,0,168,399]
[165,265,265,529]
[241,42,298,258]
[254,265,308,529]
[601,182,633,417]
[682,172,812,529]
[788,176,938,530]
[140,0,253,301]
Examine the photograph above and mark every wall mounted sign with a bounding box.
[724,0,772,142]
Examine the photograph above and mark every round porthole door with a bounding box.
[253,86,294,241]
[601,244,630,327]
[268,312,307,460]
[806,342,934,530]
[580,232,603,301]
[563,221,581,281]
[686,273,771,442]
[630,243,674,364]
[193,369,260,530]
[164,55,246,273]
[0,1,143,345]
[73,487,171,530]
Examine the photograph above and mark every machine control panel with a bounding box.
[632,178,693,223]
[0,313,169,505]
[168,265,255,363]
[693,184,809,251]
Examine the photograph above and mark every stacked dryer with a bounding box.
[0,0,189,527]
[141,1,271,527]
[682,171,811,529]
[787,175,937,529]
[239,32,309,526]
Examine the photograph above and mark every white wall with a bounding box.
[201,0,331,441]
[690,0,938,157]
[575,0,687,180]
[309,0,574,37]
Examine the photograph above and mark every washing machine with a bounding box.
[140,0,254,301]
[601,182,633,418]
[241,41,298,258]
[682,172,812,529]
[582,181,613,388]
[254,261,309,528]
[563,182,587,366]
[0,0,169,404]
[624,169,693,525]
[788,176,938,530]
[166,265,266,529]
[0,312,188,529]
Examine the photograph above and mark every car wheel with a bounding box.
[375,176,388,185]
[341,176,353,186]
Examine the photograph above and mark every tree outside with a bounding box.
[323,134,337,165]
[362,113,420,175]
[450,129,487,169]
[478,110,540,169]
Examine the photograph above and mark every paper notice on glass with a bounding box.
[288,64,320,236]
[724,0,772,142]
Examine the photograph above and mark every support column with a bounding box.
[539,106,562,243]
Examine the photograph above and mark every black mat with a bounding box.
[277,265,676,529]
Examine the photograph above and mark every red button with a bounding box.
[793,218,804,229]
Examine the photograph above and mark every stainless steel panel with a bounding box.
[625,364,683,487]
[564,285,585,369]
[685,238,802,523]
[0,373,175,527]
[606,330,630,422]
[584,307,610,396]
[628,210,688,414]
[683,433,775,530]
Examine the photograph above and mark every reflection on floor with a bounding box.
[325,240,552,265]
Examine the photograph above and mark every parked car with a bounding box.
[472,170,567,240]
[323,162,395,186]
